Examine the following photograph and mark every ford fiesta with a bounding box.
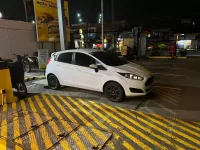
[46,49,154,102]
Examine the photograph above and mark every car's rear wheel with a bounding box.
[47,74,61,90]
[104,82,124,102]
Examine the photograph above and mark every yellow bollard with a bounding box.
[0,62,17,104]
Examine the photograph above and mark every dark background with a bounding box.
[0,0,199,28]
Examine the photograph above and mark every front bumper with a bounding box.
[123,76,154,97]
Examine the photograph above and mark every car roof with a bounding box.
[56,49,101,55]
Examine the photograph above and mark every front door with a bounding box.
[73,52,102,91]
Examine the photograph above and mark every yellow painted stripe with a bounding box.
[0,138,6,150]
[144,112,200,145]
[12,102,22,150]
[49,95,77,123]
[70,97,134,150]
[192,121,200,126]
[27,98,53,149]
[100,104,167,150]
[148,113,200,138]
[135,111,200,149]
[67,97,106,129]
[0,120,7,150]
[118,107,185,150]
[175,118,200,132]
[20,100,39,150]
[66,97,108,141]
[41,95,87,150]
[34,96,72,150]
[1,120,7,138]
[77,98,150,150]
[0,103,8,150]
[54,95,100,148]
[3,104,7,112]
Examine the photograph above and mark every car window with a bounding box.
[57,52,73,64]
[75,53,96,67]
[91,52,128,66]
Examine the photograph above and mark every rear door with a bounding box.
[55,52,74,86]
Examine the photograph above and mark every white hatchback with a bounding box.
[46,49,154,102]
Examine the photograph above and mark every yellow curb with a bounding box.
[149,56,187,59]
[39,76,46,79]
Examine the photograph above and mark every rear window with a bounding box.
[57,52,73,64]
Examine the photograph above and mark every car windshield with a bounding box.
[91,52,128,66]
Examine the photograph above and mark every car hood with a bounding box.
[107,62,152,78]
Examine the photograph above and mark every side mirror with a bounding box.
[89,64,99,72]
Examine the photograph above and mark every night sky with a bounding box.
[0,0,199,26]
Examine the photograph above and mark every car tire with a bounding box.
[104,82,124,102]
[47,74,61,90]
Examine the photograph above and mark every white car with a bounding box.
[46,49,154,102]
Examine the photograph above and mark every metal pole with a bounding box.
[111,0,114,48]
[57,0,68,50]
[101,0,104,50]
[23,0,28,22]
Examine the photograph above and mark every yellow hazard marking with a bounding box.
[68,97,120,150]
[19,100,39,150]
[0,103,8,150]
[175,118,200,132]
[150,113,200,138]
[66,97,109,142]
[41,95,88,150]
[2,104,7,112]
[0,137,6,150]
[117,107,185,150]
[76,98,136,150]
[100,104,168,150]
[0,121,7,150]
[51,95,99,148]
[12,102,22,150]
[27,98,53,149]
[34,96,72,150]
[77,98,150,150]
[192,121,200,126]
[135,111,200,149]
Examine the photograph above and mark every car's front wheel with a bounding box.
[104,82,124,102]
[47,74,61,90]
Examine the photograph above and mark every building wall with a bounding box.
[0,19,60,59]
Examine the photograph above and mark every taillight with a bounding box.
[47,57,52,64]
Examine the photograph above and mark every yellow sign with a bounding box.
[34,0,70,42]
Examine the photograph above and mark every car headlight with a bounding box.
[118,73,144,81]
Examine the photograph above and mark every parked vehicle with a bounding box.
[8,54,27,97]
[46,49,154,102]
